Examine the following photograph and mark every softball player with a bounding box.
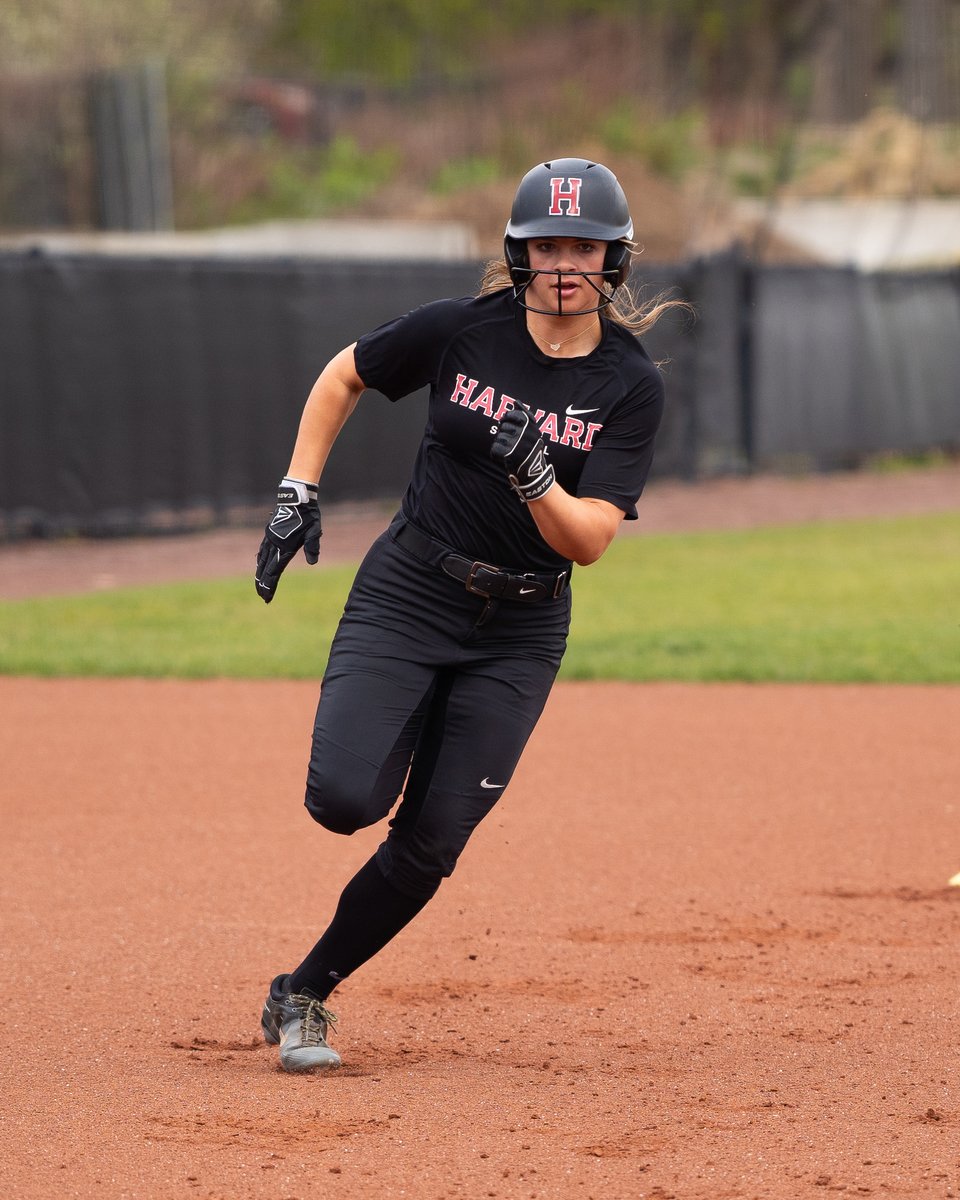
[256,158,680,1072]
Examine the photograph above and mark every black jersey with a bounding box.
[354,288,664,572]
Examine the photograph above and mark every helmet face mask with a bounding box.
[504,238,630,316]
[504,158,634,315]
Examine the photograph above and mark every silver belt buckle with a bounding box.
[465,561,500,597]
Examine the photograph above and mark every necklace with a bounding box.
[529,318,600,353]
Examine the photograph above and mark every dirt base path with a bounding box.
[3,462,960,598]
[3,677,959,1200]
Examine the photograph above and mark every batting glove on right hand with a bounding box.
[255,477,322,603]
[490,404,556,502]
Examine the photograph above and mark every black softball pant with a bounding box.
[304,517,572,902]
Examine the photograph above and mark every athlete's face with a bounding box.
[525,237,609,316]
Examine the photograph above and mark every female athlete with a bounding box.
[255,157,682,1071]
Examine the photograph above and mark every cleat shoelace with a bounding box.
[288,993,338,1046]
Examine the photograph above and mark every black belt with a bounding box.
[391,518,570,603]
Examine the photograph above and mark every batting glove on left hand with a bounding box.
[490,404,556,502]
[255,477,322,603]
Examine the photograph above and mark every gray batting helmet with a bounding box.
[504,158,634,312]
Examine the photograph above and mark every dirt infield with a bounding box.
[3,466,960,1199]
[3,678,959,1199]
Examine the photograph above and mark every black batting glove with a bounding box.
[255,477,322,603]
[490,404,556,502]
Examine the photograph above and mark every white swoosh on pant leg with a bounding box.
[480,778,505,789]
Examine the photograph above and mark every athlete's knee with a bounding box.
[376,834,459,902]
[304,770,379,835]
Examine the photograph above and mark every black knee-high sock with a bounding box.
[287,855,430,1001]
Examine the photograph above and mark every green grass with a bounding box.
[2,513,958,682]
[566,512,960,682]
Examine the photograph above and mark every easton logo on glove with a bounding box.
[255,477,322,603]
[526,448,548,479]
[490,405,556,502]
[269,503,301,538]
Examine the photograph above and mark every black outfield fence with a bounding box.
[1,249,958,539]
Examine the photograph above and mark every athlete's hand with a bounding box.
[255,477,322,603]
[490,404,556,502]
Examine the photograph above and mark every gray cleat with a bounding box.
[261,975,341,1072]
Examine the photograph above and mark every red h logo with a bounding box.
[548,176,582,216]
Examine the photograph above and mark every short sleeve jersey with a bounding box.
[354,287,664,573]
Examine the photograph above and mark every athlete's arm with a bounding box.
[287,343,365,483]
[255,345,367,603]
[527,490,625,565]
[489,401,626,565]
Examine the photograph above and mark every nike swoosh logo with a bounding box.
[518,587,538,595]
[566,405,599,416]
[480,778,505,789]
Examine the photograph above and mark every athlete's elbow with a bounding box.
[571,500,624,565]
[572,542,608,567]
[531,496,621,565]
[548,529,614,566]
[574,523,620,566]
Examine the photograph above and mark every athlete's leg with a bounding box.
[302,530,466,834]
[285,654,559,998]
[286,853,428,1000]
[377,650,561,900]
[284,536,568,1002]
[304,661,436,834]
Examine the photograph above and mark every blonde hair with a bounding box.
[478,245,693,339]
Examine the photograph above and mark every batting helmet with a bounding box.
[504,158,634,313]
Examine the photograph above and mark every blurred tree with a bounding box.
[4,0,956,126]
[807,0,886,122]
[271,0,509,81]
[267,0,640,82]
[0,0,280,73]
[899,0,952,118]
[641,0,830,139]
